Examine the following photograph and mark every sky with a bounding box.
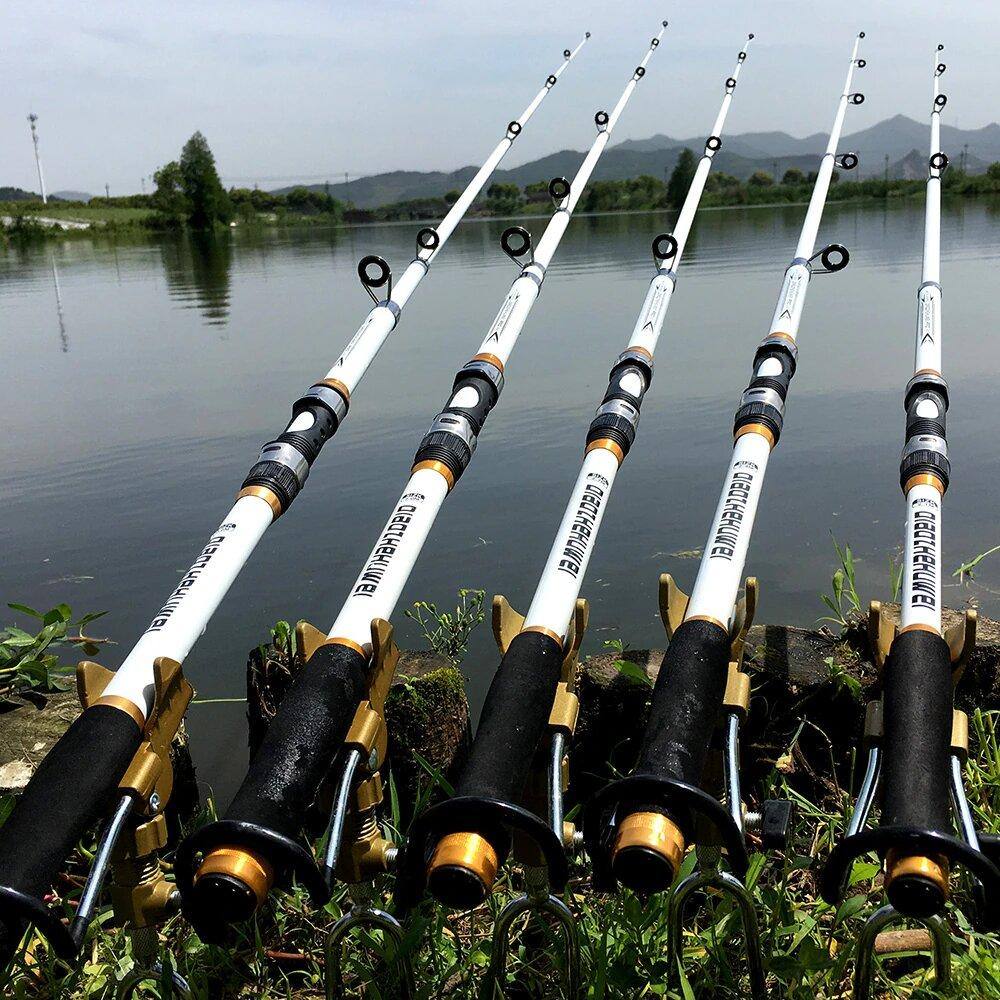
[6,1,999,195]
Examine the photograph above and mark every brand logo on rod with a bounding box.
[334,315,375,367]
[708,461,759,560]
[557,474,608,577]
[777,269,806,323]
[641,282,669,336]
[146,533,229,632]
[920,297,937,346]
[352,496,425,596]
[486,289,520,344]
[909,501,939,610]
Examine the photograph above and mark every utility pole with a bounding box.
[141,176,146,194]
[27,113,48,204]
[105,183,110,199]
[884,153,889,183]
[344,171,349,190]
[962,143,969,173]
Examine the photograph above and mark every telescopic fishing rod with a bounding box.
[391,35,753,994]
[820,47,1000,1000]
[0,38,590,970]
[579,34,867,999]
[175,25,667,961]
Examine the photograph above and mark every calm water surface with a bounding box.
[3,199,1000,801]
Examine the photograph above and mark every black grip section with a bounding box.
[586,413,635,454]
[241,460,301,511]
[636,619,731,786]
[446,368,500,434]
[277,405,338,465]
[900,449,951,492]
[412,429,473,481]
[413,362,502,483]
[0,706,142,936]
[733,340,796,444]
[900,386,950,491]
[584,354,651,460]
[455,630,564,806]
[222,642,369,840]
[881,629,953,833]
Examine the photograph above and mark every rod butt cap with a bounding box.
[426,832,499,910]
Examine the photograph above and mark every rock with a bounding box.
[0,687,200,826]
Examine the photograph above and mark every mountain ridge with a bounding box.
[277,114,999,209]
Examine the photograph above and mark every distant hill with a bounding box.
[0,187,40,201]
[277,114,1000,209]
[51,190,93,202]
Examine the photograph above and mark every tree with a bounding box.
[666,148,697,207]
[748,170,774,187]
[987,162,1000,181]
[152,161,189,222]
[486,182,520,201]
[782,167,805,185]
[444,189,461,205]
[179,131,233,228]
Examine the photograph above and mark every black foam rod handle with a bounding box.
[635,618,731,787]
[223,642,369,840]
[881,629,953,832]
[455,630,564,803]
[0,706,142,944]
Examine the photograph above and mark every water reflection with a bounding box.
[50,259,68,352]
[160,230,233,326]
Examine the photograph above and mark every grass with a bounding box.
[4,702,998,999]
[3,589,998,997]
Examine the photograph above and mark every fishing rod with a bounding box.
[0,38,590,969]
[578,34,868,999]
[820,47,1000,999]
[175,24,667,964]
[392,35,754,995]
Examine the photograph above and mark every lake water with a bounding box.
[4,198,1000,802]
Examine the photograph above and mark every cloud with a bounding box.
[4,0,998,193]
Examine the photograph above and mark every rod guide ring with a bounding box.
[547,74,558,86]
[651,38,659,47]
[635,66,645,78]
[738,51,746,62]
[859,31,866,38]
[416,227,439,252]
[936,62,946,75]
[934,94,947,108]
[357,254,390,289]
[548,176,571,202]
[850,92,865,105]
[929,152,949,171]
[819,243,850,273]
[563,48,571,58]
[500,225,532,260]
[595,110,609,130]
[726,76,737,89]
[652,233,678,263]
[857,58,867,68]
[706,135,722,152]
[507,120,522,137]
[836,152,859,171]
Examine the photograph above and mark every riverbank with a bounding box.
[2,603,998,998]
[4,167,999,243]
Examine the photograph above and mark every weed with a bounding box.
[404,589,486,665]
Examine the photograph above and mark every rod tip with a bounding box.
[858,30,866,38]
[748,32,755,40]
[937,43,945,50]
[586,31,591,38]
[662,20,668,27]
